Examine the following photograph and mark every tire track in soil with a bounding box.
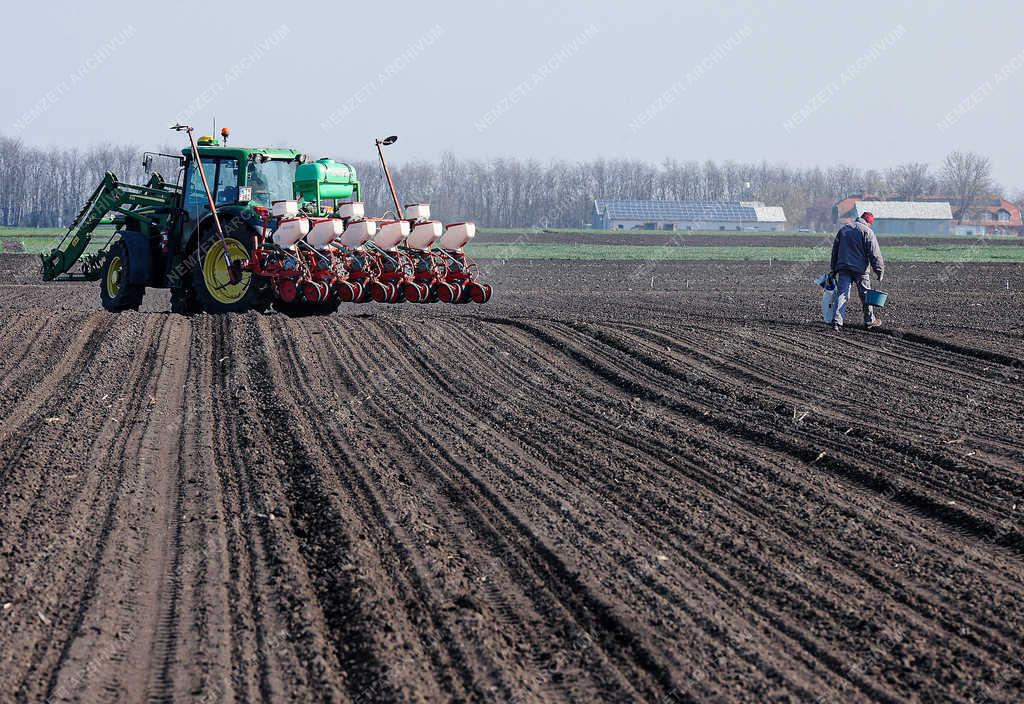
[503,318,1024,558]
[607,321,1024,503]
[180,317,243,704]
[0,312,117,482]
[383,318,990,702]
[0,314,157,701]
[342,318,688,703]
[38,315,194,703]
[473,317,1024,699]
[214,315,389,702]
[159,315,234,704]
[296,316,644,702]
[203,316,279,703]
[369,320,834,702]
[607,320,1024,531]
[140,316,193,703]
[206,314,341,702]
[9,314,168,702]
[257,316,499,702]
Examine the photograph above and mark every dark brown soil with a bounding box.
[0,253,1022,703]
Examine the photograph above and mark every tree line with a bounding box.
[0,132,1006,231]
[352,151,1001,229]
[0,137,147,228]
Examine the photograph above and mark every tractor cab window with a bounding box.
[247,159,297,207]
[183,157,240,218]
[215,159,239,205]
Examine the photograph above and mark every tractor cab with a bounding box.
[180,139,305,221]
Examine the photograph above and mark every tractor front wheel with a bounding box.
[99,240,145,312]
[193,230,269,313]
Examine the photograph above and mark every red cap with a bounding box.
[862,212,875,224]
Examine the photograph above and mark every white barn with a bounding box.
[592,200,787,232]
[852,201,952,236]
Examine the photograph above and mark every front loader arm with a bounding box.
[41,172,179,281]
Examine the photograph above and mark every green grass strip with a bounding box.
[3,233,1021,263]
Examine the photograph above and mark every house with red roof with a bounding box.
[917,195,1022,236]
[833,193,1022,236]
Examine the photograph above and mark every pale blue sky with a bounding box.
[4,0,1023,190]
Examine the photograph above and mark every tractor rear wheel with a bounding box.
[99,240,145,312]
[193,230,269,313]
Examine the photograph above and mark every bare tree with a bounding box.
[0,131,1008,230]
[862,169,886,195]
[940,151,993,223]
[885,162,933,199]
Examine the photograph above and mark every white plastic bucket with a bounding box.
[307,218,345,248]
[272,200,299,217]
[406,221,443,250]
[339,219,377,248]
[438,222,476,250]
[272,217,310,247]
[373,220,410,250]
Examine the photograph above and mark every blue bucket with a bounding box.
[864,289,888,307]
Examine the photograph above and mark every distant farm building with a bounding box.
[834,193,1021,236]
[918,195,1022,236]
[833,194,881,224]
[592,200,787,232]
[834,197,953,235]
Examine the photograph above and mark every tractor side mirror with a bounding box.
[143,154,153,171]
[382,135,398,145]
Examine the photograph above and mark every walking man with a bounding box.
[830,211,885,331]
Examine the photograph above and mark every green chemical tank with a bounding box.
[293,158,359,206]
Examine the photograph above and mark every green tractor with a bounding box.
[41,125,357,313]
[42,125,491,313]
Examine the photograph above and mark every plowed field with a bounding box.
[1,254,1022,703]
